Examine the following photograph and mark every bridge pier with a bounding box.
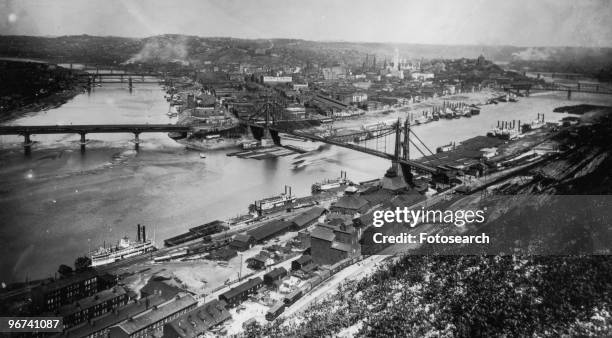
[260,127,273,147]
[567,89,572,100]
[23,133,32,155]
[128,77,133,92]
[79,132,87,152]
[133,132,140,151]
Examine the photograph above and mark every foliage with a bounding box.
[254,256,612,337]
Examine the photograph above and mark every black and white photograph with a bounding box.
[1,0,612,336]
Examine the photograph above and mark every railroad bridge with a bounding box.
[503,81,612,100]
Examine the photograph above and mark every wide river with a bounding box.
[1,82,610,283]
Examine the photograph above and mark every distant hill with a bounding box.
[1,35,611,80]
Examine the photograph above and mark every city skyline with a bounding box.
[2,0,612,48]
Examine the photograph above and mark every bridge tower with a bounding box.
[383,118,403,177]
[381,118,411,189]
[400,119,414,184]
[403,118,410,160]
[260,103,274,147]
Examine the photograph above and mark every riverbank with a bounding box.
[0,85,88,124]
[0,60,91,124]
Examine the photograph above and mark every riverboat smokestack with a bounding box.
[142,225,146,242]
[137,224,141,242]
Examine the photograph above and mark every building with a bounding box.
[329,195,369,215]
[59,286,129,330]
[229,234,254,251]
[263,267,288,287]
[108,294,197,338]
[351,92,368,103]
[290,207,326,230]
[218,278,263,308]
[284,104,306,120]
[188,220,229,237]
[208,247,238,261]
[32,269,99,313]
[62,294,167,338]
[322,66,346,80]
[261,76,292,84]
[246,252,273,270]
[139,280,183,302]
[411,72,435,81]
[162,300,231,338]
[246,220,293,243]
[293,83,308,91]
[310,222,360,266]
[291,255,313,271]
[296,230,311,250]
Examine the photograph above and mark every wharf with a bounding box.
[417,136,505,169]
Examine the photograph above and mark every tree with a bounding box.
[58,264,73,277]
[74,256,92,272]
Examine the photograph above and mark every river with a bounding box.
[1,81,610,283]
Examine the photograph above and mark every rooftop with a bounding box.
[189,220,226,234]
[310,226,335,242]
[331,241,354,253]
[291,207,326,228]
[114,294,197,335]
[163,300,230,338]
[247,220,292,242]
[332,195,369,211]
[219,277,263,301]
[264,267,288,280]
[232,234,253,243]
[62,294,165,338]
[295,255,313,265]
[35,269,98,294]
[58,286,128,317]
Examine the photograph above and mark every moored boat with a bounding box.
[90,224,156,267]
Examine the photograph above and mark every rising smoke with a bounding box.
[511,47,556,61]
[125,35,191,65]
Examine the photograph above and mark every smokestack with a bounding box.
[137,224,141,242]
[518,120,521,132]
[142,226,146,242]
[497,121,500,128]
[542,114,545,122]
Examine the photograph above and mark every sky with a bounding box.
[1,0,611,47]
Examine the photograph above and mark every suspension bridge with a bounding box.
[239,101,446,178]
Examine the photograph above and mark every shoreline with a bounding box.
[0,84,88,125]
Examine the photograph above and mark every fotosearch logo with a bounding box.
[372,207,487,227]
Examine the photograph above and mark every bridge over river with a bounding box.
[0,124,190,154]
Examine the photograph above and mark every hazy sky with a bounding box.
[1,0,611,47]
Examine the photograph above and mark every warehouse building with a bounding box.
[218,278,263,308]
[162,300,231,338]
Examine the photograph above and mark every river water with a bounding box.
[1,82,610,283]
